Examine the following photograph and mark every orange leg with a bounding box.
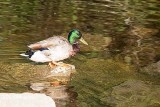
[48,62,56,68]
[49,61,70,68]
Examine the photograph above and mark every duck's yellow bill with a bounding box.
[79,37,88,45]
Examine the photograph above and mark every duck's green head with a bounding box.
[68,29,88,45]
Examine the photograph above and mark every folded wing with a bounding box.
[28,37,59,50]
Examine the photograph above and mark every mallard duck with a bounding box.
[20,29,88,67]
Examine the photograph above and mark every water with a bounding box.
[0,0,160,106]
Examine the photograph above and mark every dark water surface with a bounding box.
[0,0,160,106]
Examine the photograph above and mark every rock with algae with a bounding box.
[101,80,160,107]
[0,62,76,92]
[140,61,160,76]
[109,25,160,67]
[46,64,76,83]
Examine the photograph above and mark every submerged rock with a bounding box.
[109,25,160,67]
[140,61,160,76]
[0,93,56,107]
[101,80,160,107]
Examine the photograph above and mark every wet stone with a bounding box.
[45,64,76,83]
[109,25,160,67]
[50,64,75,74]
[140,61,160,76]
[101,80,160,107]
[0,62,76,83]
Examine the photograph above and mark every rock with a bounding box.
[0,62,76,90]
[140,61,160,76]
[101,80,160,107]
[50,64,75,73]
[0,93,56,107]
[108,25,160,67]
[46,64,76,83]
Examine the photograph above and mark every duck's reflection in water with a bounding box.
[30,83,78,107]
[44,86,77,107]
[30,64,78,107]
[29,65,77,107]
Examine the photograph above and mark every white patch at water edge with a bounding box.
[0,93,56,107]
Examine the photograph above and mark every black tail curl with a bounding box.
[25,49,34,58]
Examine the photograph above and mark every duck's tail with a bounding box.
[20,49,34,58]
